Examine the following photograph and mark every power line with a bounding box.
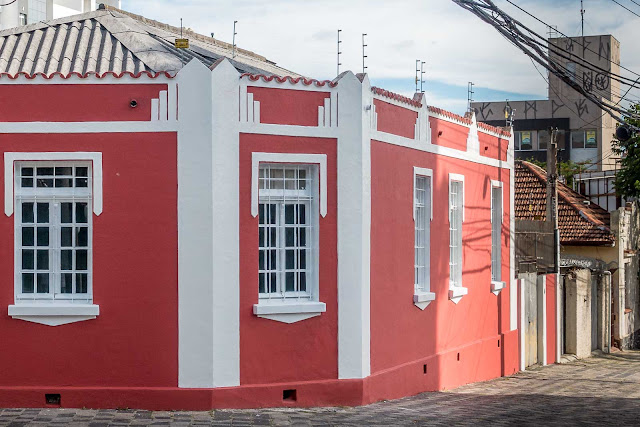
[610,0,640,18]
[0,0,18,5]
[627,0,640,8]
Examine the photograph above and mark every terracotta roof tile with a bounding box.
[516,161,614,246]
[371,87,422,108]
[240,73,337,87]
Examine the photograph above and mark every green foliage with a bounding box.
[613,104,640,199]
[523,157,588,186]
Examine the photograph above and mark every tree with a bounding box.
[524,158,588,187]
[613,104,640,199]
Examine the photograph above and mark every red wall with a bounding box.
[238,133,338,385]
[373,99,418,139]
[247,87,330,127]
[0,85,168,122]
[429,118,469,151]
[0,132,178,387]
[546,273,557,364]
[479,132,509,161]
[369,136,512,391]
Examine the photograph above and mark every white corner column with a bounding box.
[336,72,371,379]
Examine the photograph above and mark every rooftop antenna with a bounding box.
[415,60,420,93]
[580,0,585,38]
[232,20,238,58]
[362,33,368,74]
[337,29,342,76]
[180,18,184,67]
[467,82,475,113]
[420,61,425,93]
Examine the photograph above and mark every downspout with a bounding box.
[603,270,612,354]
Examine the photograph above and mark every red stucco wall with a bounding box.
[0,85,168,122]
[369,137,513,392]
[373,99,418,139]
[247,87,330,127]
[0,132,179,387]
[238,133,338,385]
[479,132,509,161]
[429,118,469,151]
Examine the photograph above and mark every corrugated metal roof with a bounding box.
[0,8,298,77]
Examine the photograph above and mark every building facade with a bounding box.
[472,35,621,172]
[0,57,531,409]
[0,0,120,30]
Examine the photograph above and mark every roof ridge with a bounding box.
[519,161,610,230]
[0,10,107,37]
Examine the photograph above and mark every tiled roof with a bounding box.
[428,106,473,125]
[371,87,422,108]
[241,73,337,87]
[516,161,614,246]
[0,7,298,78]
[477,120,511,137]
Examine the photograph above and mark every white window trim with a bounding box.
[251,152,327,218]
[251,153,328,324]
[5,152,103,217]
[448,173,467,303]
[413,167,435,309]
[5,153,103,326]
[490,180,506,295]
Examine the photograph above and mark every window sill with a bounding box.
[491,281,506,296]
[253,300,326,324]
[413,291,436,310]
[8,304,99,326]
[448,286,468,304]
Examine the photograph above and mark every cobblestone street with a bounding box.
[2,351,640,426]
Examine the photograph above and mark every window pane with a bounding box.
[76,250,88,271]
[36,273,49,293]
[55,167,73,176]
[571,131,585,148]
[538,130,550,151]
[22,250,34,270]
[36,227,49,247]
[300,250,306,269]
[21,178,33,188]
[585,130,597,148]
[22,227,34,247]
[36,167,54,176]
[61,227,73,247]
[75,178,89,188]
[299,272,307,292]
[36,250,48,270]
[37,203,49,223]
[61,250,73,271]
[258,273,265,293]
[55,178,73,188]
[36,178,53,188]
[299,228,306,247]
[286,228,295,247]
[76,203,88,224]
[61,273,73,294]
[286,250,295,269]
[61,203,73,223]
[22,167,34,177]
[298,204,306,225]
[76,227,88,247]
[259,227,265,247]
[76,167,88,177]
[258,250,265,270]
[285,205,295,225]
[22,210,36,233]
[285,272,295,292]
[520,131,533,150]
[76,274,88,294]
[22,273,34,293]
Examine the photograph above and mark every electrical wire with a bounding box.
[627,0,640,8]
[610,0,640,18]
[0,0,18,5]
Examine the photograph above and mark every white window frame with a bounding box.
[4,152,102,326]
[413,167,435,310]
[490,180,506,295]
[251,152,327,324]
[448,173,468,304]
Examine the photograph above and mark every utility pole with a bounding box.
[232,20,238,58]
[337,29,342,76]
[580,0,585,38]
[362,33,368,74]
[547,127,559,273]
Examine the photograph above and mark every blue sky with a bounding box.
[121,0,640,114]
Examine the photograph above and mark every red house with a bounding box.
[0,8,531,410]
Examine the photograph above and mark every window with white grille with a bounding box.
[14,163,92,303]
[449,176,464,289]
[491,184,503,283]
[258,164,317,300]
[414,174,431,294]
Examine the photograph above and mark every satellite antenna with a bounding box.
[420,61,425,93]
[467,82,475,113]
[362,33,368,74]
[415,60,420,93]
[580,0,585,38]
[337,29,342,76]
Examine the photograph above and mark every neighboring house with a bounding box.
[515,161,639,361]
[472,35,621,173]
[0,8,522,411]
[0,0,120,30]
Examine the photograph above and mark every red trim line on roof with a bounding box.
[371,87,422,108]
[240,73,337,87]
[0,71,175,80]
[428,106,472,125]
[477,121,512,137]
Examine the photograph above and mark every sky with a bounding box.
[121,0,640,115]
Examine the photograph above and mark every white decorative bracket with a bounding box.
[239,86,261,123]
[370,102,378,130]
[467,112,480,154]
[318,92,338,127]
[414,110,431,143]
[5,152,103,217]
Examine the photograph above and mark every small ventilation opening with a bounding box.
[423,364,427,374]
[498,339,501,347]
[457,353,460,361]
[45,394,61,406]
[283,389,297,402]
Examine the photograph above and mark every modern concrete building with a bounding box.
[472,35,621,171]
[0,0,120,30]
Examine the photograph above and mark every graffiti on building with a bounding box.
[583,71,594,93]
[552,100,564,118]
[595,73,610,91]
[576,99,590,118]
[524,101,537,119]
[478,102,493,121]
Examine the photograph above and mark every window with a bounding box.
[19,13,27,26]
[515,131,535,151]
[490,181,505,294]
[538,130,550,151]
[571,130,597,149]
[413,167,434,309]
[448,174,468,303]
[567,62,577,83]
[15,164,92,303]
